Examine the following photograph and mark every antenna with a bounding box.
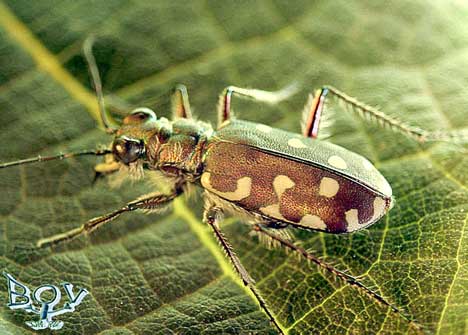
[83,37,118,134]
[0,149,111,169]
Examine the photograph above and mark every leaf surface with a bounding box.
[0,1,467,334]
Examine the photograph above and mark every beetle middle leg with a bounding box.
[203,206,285,334]
[217,84,298,127]
[37,181,185,248]
[253,223,420,328]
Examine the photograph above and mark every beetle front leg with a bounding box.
[37,182,185,248]
[203,206,284,334]
[253,223,421,328]
[171,84,192,119]
[217,84,298,128]
[93,154,120,183]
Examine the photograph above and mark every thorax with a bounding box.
[146,118,213,180]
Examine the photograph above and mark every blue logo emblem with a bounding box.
[3,272,89,330]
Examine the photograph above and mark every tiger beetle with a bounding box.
[1,40,452,333]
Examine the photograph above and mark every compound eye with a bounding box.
[112,136,145,164]
[123,108,157,124]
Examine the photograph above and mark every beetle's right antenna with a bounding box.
[0,149,112,169]
[83,37,118,134]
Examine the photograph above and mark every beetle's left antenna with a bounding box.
[83,37,118,134]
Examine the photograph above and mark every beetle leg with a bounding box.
[253,223,420,327]
[203,206,284,334]
[305,85,464,143]
[93,154,120,184]
[37,182,185,248]
[302,88,328,138]
[218,84,298,128]
[172,84,192,119]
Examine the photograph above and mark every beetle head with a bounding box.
[111,107,170,165]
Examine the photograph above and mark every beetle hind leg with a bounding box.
[302,87,329,138]
[305,85,466,143]
[253,223,422,329]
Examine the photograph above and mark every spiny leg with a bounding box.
[172,84,192,119]
[204,206,284,335]
[217,84,298,127]
[253,223,421,329]
[303,85,459,142]
[37,182,185,248]
[302,88,327,138]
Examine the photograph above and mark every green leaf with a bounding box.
[0,1,467,334]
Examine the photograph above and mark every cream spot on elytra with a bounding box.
[259,204,285,220]
[201,172,251,201]
[319,177,340,198]
[273,175,295,198]
[372,197,387,221]
[256,124,272,133]
[345,208,360,231]
[288,138,307,148]
[300,214,327,230]
[259,175,295,221]
[328,155,348,169]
